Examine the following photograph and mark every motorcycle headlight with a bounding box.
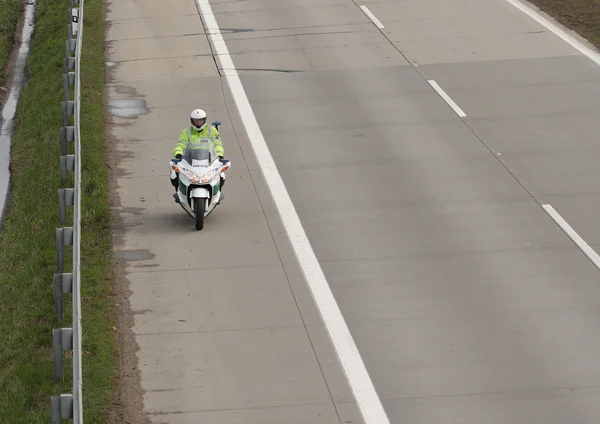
[186,169,214,184]
[200,170,215,183]
[185,169,201,184]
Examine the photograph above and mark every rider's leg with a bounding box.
[218,173,226,202]
[170,173,179,190]
[171,173,180,203]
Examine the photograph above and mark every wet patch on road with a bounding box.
[114,85,144,97]
[115,249,154,262]
[108,98,150,119]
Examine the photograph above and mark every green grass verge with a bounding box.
[528,0,600,48]
[0,0,116,422]
[0,0,22,88]
[79,0,118,421]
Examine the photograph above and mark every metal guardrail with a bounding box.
[51,0,84,422]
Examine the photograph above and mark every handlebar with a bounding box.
[171,157,229,164]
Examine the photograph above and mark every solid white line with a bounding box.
[427,80,467,118]
[543,204,600,270]
[359,5,385,29]
[195,1,390,423]
[506,0,600,67]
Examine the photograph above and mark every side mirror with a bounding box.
[212,121,221,126]
[172,158,181,164]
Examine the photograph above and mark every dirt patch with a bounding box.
[103,3,151,418]
[528,0,600,48]
[106,127,151,424]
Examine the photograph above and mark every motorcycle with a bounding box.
[169,121,230,231]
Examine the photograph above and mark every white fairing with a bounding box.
[190,187,210,198]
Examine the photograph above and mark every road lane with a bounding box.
[214,0,600,422]
[106,0,359,422]
[377,0,600,266]
[107,0,600,422]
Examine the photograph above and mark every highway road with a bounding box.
[105,0,600,422]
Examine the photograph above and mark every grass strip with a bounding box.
[0,0,22,89]
[528,0,600,48]
[0,0,116,422]
[78,0,118,421]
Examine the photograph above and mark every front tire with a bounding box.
[194,198,205,231]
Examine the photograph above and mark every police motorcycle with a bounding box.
[169,121,231,231]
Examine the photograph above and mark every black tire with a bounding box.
[194,198,205,231]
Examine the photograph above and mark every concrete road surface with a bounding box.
[105,0,600,422]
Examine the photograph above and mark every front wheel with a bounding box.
[194,198,205,231]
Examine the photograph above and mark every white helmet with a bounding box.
[190,108,207,131]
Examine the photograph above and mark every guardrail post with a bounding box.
[56,227,73,273]
[65,39,76,57]
[60,154,75,185]
[60,126,74,156]
[58,188,75,224]
[61,101,74,128]
[63,72,74,102]
[52,328,73,380]
[51,394,73,423]
[63,56,75,74]
[54,273,73,321]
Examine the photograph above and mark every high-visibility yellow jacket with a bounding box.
[173,125,224,158]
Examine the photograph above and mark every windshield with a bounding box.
[181,138,217,168]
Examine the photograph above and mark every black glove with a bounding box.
[175,154,182,159]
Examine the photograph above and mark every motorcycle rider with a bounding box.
[171,109,226,201]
